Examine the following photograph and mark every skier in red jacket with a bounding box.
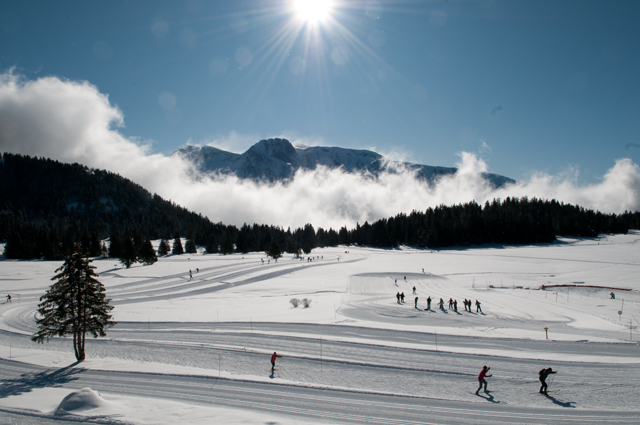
[475,365,492,394]
[271,351,282,372]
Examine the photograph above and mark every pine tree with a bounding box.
[138,239,158,265]
[220,233,234,255]
[89,231,102,257]
[108,230,122,258]
[172,233,184,255]
[185,239,197,254]
[158,239,170,256]
[120,236,137,268]
[205,237,218,254]
[266,241,282,259]
[32,246,116,361]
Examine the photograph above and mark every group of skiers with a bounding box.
[396,293,484,314]
[475,365,557,396]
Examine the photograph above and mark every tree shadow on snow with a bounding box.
[545,394,576,408]
[0,362,83,399]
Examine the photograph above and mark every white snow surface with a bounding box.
[1,234,640,424]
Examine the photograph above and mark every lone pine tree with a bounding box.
[172,233,184,255]
[138,238,158,265]
[32,246,116,361]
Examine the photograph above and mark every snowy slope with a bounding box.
[1,234,639,424]
[174,138,515,187]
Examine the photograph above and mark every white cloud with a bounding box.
[201,130,261,153]
[1,71,639,231]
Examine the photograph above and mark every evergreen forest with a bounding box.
[2,153,639,262]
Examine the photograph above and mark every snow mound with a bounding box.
[55,387,109,414]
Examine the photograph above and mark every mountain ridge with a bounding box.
[174,138,515,187]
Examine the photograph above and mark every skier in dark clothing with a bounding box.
[438,298,445,311]
[412,286,416,295]
[400,292,405,303]
[448,298,453,309]
[396,292,400,304]
[463,299,468,311]
[539,367,556,394]
[453,299,457,312]
[475,299,483,313]
[610,292,615,299]
[6,294,11,303]
[425,296,431,310]
[271,352,282,372]
[475,365,492,394]
[414,296,418,308]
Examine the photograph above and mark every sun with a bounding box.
[293,0,333,24]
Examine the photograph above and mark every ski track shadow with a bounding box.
[0,362,83,398]
[546,394,576,408]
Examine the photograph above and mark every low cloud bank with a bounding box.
[1,72,639,230]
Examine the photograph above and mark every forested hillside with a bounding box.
[1,153,639,261]
[0,153,230,259]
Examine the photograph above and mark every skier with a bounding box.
[414,296,418,308]
[610,292,615,299]
[189,270,192,280]
[6,294,11,303]
[271,351,282,372]
[400,292,405,303]
[438,298,445,311]
[422,268,424,273]
[448,298,453,309]
[538,367,557,395]
[463,299,468,311]
[396,292,400,304]
[475,365,492,394]
[426,296,432,310]
[453,299,458,312]
[475,299,483,313]
[196,268,199,273]
[412,286,416,295]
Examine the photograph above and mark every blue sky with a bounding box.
[2,0,640,184]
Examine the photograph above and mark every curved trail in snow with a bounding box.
[2,247,640,423]
[1,356,639,425]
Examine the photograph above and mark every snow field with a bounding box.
[1,234,640,423]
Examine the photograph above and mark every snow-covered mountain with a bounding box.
[174,138,515,187]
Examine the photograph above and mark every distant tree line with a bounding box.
[2,153,640,262]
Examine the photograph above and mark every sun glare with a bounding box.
[294,0,333,24]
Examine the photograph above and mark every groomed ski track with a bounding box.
[2,244,640,424]
[2,357,640,425]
